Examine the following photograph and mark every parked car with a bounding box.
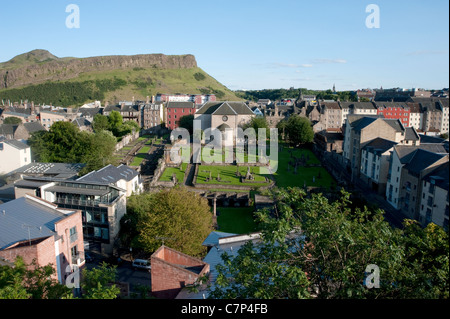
[132,259,151,271]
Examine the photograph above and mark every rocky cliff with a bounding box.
[0,50,198,89]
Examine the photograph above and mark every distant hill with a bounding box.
[0,50,240,106]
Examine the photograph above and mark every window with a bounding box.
[71,246,78,259]
[427,196,433,207]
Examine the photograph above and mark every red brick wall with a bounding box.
[0,209,83,284]
[0,236,57,280]
[151,246,209,299]
[54,210,84,285]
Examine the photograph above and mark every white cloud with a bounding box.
[312,58,347,64]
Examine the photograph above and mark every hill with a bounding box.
[0,50,240,106]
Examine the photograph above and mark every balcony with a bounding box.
[55,196,117,207]
[71,252,86,266]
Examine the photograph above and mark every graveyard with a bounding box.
[272,144,336,189]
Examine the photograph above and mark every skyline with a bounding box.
[0,0,448,91]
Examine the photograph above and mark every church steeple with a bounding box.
[332,83,336,93]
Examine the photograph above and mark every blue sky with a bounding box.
[0,0,448,91]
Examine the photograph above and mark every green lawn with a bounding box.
[272,145,335,188]
[216,206,260,234]
[196,165,270,187]
[200,147,259,164]
[160,163,188,182]
[129,145,152,166]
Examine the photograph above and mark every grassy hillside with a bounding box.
[0,50,241,106]
[71,66,240,103]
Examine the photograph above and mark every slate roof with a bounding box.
[196,101,254,115]
[423,162,449,190]
[23,122,46,133]
[405,127,420,141]
[0,196,70,250]
[374,101,409,109]
[104,104,140,113]
[10,162,85,178]
[349,116,379,132]
[166,101,195,109]
[382,119,405,132]
[212,103,237,116]
[72,117,92,128]
[3,139,29,150]
[419,134,446,144]
[403,149,447,176]
[0,124,16,136]
[77,164,139,183]
[362,138,397,153]
[340,102,376,110]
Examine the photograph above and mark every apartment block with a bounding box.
[0,195,85,285]
[13,177,127,255]
[360,138,398,195]
[418,162,449,230]
[385,144,448,220]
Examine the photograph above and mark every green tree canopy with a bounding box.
[178,114,194,135]
[209,188,449,299]
[242,116,270,140]
[108,111,123,136]
[125,187,213,257]
[0,257,120,299]
[3,116,23,125]
[285,115,314,146]
[28,121,117,173]
[81,262,121,299]
[92,114,110,132]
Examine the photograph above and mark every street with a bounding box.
[84,253,152,297]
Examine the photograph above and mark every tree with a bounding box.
[0,257,72,299]
[81,262,121,299]
[28,122,117,173]
[92,114,110,132]
[178,114,194,135]
[0,257,121,299]
[276,119,287,141]
[79,130,117,175]
[126,187,213,257]
[209,188,449,299]
[108,111,123,136]
[3,116,22,124]
[242,117,270,140]
[285,115,314,146]
[39,121,85,163]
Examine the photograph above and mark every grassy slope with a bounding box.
[0,65,241,106]
[70,66,240,103]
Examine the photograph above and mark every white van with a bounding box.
[132,259,151,271]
